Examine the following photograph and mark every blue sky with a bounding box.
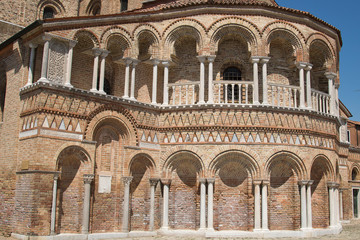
[276,0,360,121]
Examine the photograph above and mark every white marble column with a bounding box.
[305,64,313,109]
[207,178,215,231]
[91,48,102,92]
[207,56,216,104]
[296,62,307,109]
[98,50,109,95]
[64,41,77,88]
[151,59,160,104]
[123,58,132,98]
[50,173,60,235]
[299,180,308,229]
[251,57,260,105]
[197,56,206,104]
[39,35,52,83]
[328,183,336,228]
[130,60,139,100]
[122,176,133,232]
[199,178,206,230]
[335,185,340,225]
[339,189,343,221]
[254,180,262,230]
[82,174,94,234]
[262,180,269,230]
[261,57,270,105]
[335,83,340,117]
[325,72,336,115]
[161,179,171,230]
[162,61,170,106]
[26,43,38,86]
[149,178,159,231]
[307,180,314,229]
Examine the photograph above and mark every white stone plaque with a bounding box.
[98,175,112,193]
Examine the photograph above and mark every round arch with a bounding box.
[310,154,335,181]
[55,144,92,171]
[37,0,65,19]
[128,153,156,177]
[351,163,360,181]
[162,150,204,178]
[72,29,100,48]
[135,29,160,60]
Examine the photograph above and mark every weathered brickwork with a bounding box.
[0,0,358,238]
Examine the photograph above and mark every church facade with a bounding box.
[1,0,360,238]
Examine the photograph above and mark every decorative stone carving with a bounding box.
[48,40,67,84]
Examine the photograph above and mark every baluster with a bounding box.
[288,88,292,107]
[327,96,330,114]
[238,84,242,104]
[218,84,221,103]
[245,84,249,104]
[271,86,275,106]
[172,86,176,105]
[277,86,280,106]
[322,95,326,113]
[231,84,235,104]
[282,87,286,107]
[185,85,189,105]
[294,89,298,108]
[319,95,323,113]
[192,85,195,105]
[225,84,228,104]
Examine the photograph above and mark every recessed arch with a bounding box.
[37,0,65,19]
[100,27,132,58]
[72,29,100,48]
[86,0,101,16]
[351,163,360,181]
[265,151,306,180]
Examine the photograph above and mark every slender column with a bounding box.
[307,180,314,229]
[251,57,261,105]
[91,48,102,92]
[64,41,77,87]
[122,176,133,232]
[129,60,139,100]
[339,189,344,220]
[197,56,206,104]
[82,174,94,234]
[26,43,38,86]
[262,180,269,230]
[50,173,60,235]
[207,56,216,104]
[334,186,340,225]
[149,178,159,231]
[199,178,206,230]
[299,180,308,229]
[122,58,132,98]
[325,72,337,115]
[162,61,170,105]
[296,62,307,108]
[254,180,262,230]
[328,183,336,227]
[98,50,109,95]
[151,59,160,104]
[335,83,339,117]
[38,35,52,83]
[207,178,215,230]
[305,64,313,108]
[261,57,270,105]
[161,179,171,230]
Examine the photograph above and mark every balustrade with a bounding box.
[213,80,254,104]
[168,81,200,106]
[268,83,300,108]
[311,89,330,114]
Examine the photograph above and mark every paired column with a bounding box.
[199,178,207,230]
[91,48,102,92]
[149,178,159,231]
[334,185,340,226]
[306,181,314,229]
[82,174,94,234]
[26,43,38,87]
[335,83,340,117]
[50,173,60,235]
[122,176,133,232]
[197,56,207,104]
[122,58,132,98]
[161,179,171,230]
[339,189,344,221]
[130,60,139,100]
[328,182,337,228]
[64,41,77,88]
[162,61,170,105]
[207,178,215,231]
[305,64,313,109]
[296,62,307,109]
[38,35,52,83]
[253,180,262,230]
[251,57,261,105]
[151,59,160,104]
[325,72,337,115]
[261,57,270,105]
[299,180,308,229]
[261,180,269,230]
[98,50,110,94]
[207,56,216,104]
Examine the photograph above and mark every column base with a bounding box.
[253,228,262,232]
[129,97,137,101]
[207,100,214,104]
[207,227,215,232]
[254,101,260,105]
[160,226,169,231]
[90,88,98,93]
[98,90,106,95]
[24,83,33,87]
[38,77,49,83]
[198,101,206,104]
[64,83,73,88]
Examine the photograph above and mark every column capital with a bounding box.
[161,178,172,185]
[260,56,271,63]
[296,62,308,69]
[199,178,207,184]
[325,72,337,80]
[262,180,270,185]
[327,181,338,188]
[305,63,313,71]
[149,178,159,186]
[100,50,110,58]
[253,180,262,185]
[207,55,216,62]
[132,59,140,66]
[250,56,261,63]
[122,176,133,185]
[162,60,171,67]
[307,180,314,186]
[150,58,161,65]
[83,174,95,184]
[298,180,308,186]
[42,34,52,42]
[197,55,207,63]
[207,178,215,184]
[53,172,60,181]
[28,42,38,49]
[92,47,103,56]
